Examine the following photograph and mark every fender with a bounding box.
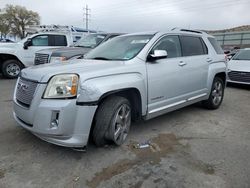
[0,43,24,65]
[207,61,227,92]
[0,49,17,56]
[77,73,147,115]
[0,52,23,65]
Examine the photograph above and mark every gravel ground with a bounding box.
[0,76,249,188]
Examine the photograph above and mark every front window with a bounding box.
[85,35,153,61]
[232,50,250,60]
[74,34,107,48]
[31,35,49,46]
[151,35,182,58]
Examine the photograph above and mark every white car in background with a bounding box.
[227,48,250,85]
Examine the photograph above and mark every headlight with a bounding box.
[50,56,67,64]
[43,74,79,99]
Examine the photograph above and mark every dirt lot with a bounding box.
[0,76,249,188]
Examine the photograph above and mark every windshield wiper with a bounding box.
[92,57,111,60]
[74,45,92,48]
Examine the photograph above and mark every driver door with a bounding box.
[146,35,188,116]
[20,34,67,67]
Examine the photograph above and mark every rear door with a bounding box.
[179,35,210,97]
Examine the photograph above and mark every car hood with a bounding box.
[228,60,250,72]
[37,47,91,58]
[52,47,91,57]
[21,59,126,83]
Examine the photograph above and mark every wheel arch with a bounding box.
[88,88,142,146]
[0,53,24,68]
[215,72,226,86]
[207,62,227,90]
[97,88,143,121]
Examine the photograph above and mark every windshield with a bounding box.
[17,33,40,43]
[232,50,250,60]
[85,35,153,61]
[74,34,107,48]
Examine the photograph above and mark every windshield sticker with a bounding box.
[97,35,105,39]
[131,39,150,44]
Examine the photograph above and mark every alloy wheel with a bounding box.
[211,81,223,106]
[6,63,21,77]
[111,104,131,145]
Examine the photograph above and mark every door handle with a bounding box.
[206,58,212,62]
[178,61,187,66]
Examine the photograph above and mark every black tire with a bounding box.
[92,96,131,147]
[202,77,225,109]
[2,59,23,79]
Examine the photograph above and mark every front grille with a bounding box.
[16,78,38,108]
[34,53,49,65]
[228,71,250,83]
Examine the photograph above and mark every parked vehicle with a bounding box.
[34,33,122,65]
[224,47,240,60]
[227,48,250,85]
[13,29,227,148]
[0,26,88,79]
[25,25,96,43]
[0,39,14,43]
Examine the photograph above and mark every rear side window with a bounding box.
[180,36,207,56]
[51,35,67,46]
[208,37,224,54]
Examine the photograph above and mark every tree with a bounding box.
[0,14,10,39]
[4,5,40,39]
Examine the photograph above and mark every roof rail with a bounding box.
[25,25,94,34]
[171,28,207,34]
[25,25,70,34]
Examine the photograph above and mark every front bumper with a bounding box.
[227,70,250,85]
[13,85,97,147]
[227,79,250,85]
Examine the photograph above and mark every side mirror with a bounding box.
[148,50,168,61]
[23,38,32,49]
[227,55,233,60]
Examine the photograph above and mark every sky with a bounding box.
[1,0,250,33]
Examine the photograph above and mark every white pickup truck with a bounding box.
[0,32,74,78]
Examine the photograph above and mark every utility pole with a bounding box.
[83,5,90,30]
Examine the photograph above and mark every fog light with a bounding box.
[50,111,59,129]
[51,119,59,128]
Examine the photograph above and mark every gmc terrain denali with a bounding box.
[13,29,227,148]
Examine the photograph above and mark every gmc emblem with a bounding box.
[17,82,29,92]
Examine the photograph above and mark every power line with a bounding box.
[83,4,91,30]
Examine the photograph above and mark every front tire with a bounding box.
[203,77,225,109]
[2,59,23,79]
[92,96,131,147]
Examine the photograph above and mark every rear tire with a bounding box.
[2,59,23,79]
[92,96,131,147]
[202,77,225,109]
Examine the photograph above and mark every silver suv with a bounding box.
[13,29,227,148]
